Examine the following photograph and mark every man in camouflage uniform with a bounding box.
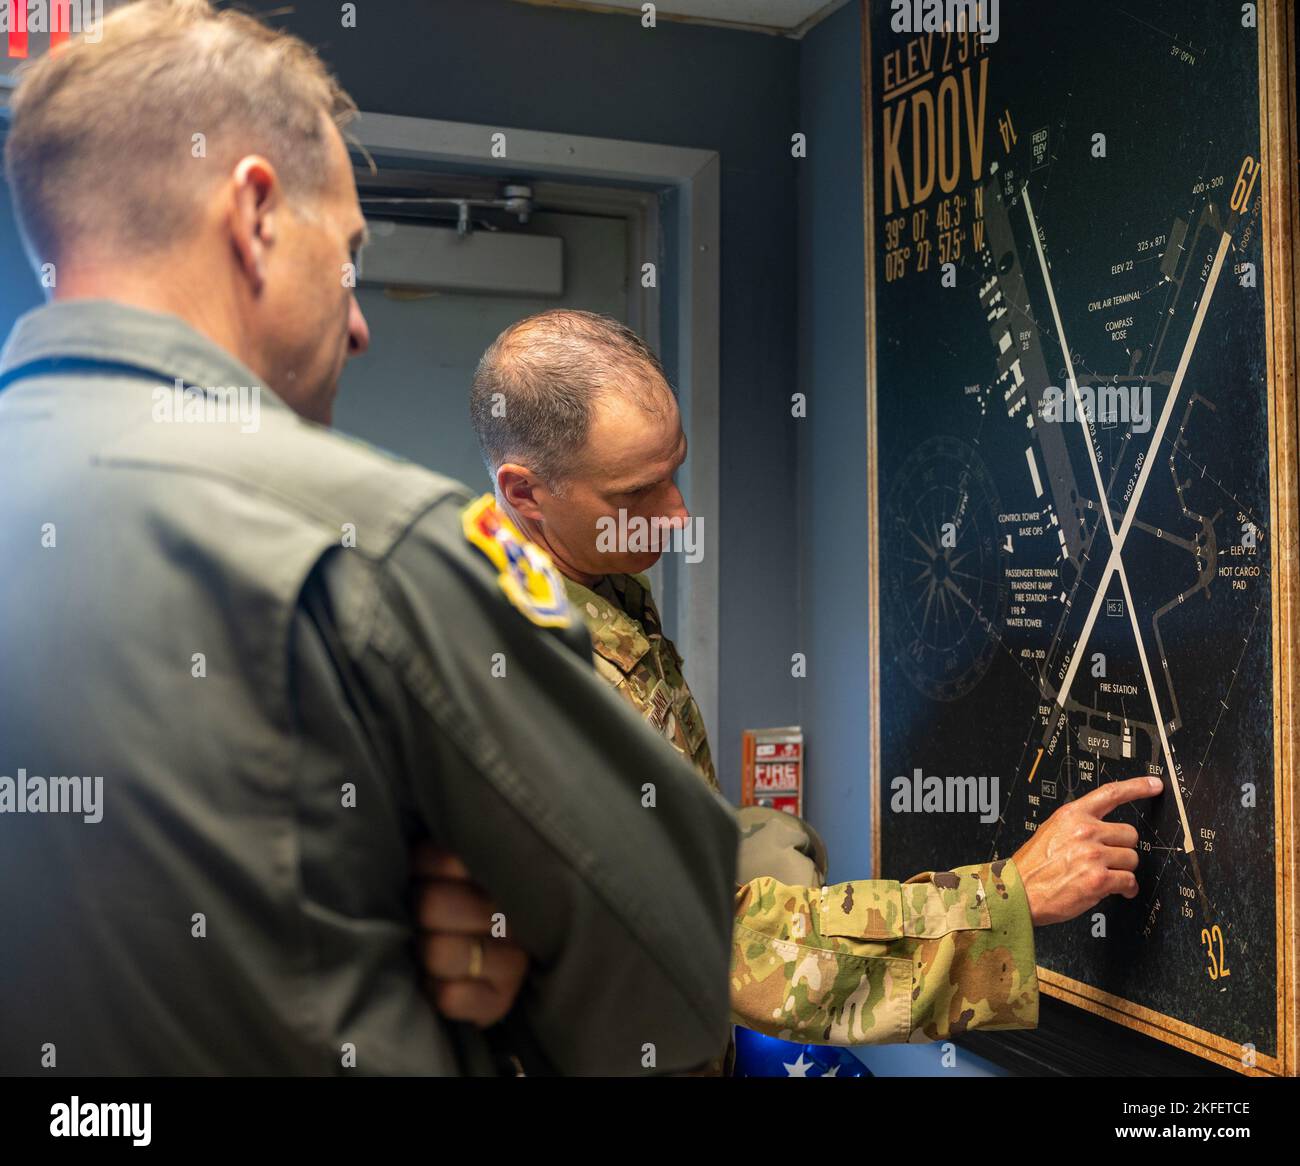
[565,570,717,789]
[455,308,1159,1050]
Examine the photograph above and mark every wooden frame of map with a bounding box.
[862,0,1300,1076]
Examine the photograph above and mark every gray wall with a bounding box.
[0,177,40,334]
[796,2,870,887]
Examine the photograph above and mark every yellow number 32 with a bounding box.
[1201,924,1231,981]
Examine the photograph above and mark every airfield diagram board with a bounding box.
[863,0,1299,1073]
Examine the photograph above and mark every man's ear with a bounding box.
[497,464,546,521]
[227,155,280,294]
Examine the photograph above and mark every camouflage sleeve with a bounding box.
[729,858,1038,1045]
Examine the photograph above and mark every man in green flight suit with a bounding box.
[452,308,1164,1051]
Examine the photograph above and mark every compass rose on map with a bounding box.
[883,435,1009,702]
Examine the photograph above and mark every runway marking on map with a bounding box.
[1023,185,1232,864]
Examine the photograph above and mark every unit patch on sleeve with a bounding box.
[461,494,572,629]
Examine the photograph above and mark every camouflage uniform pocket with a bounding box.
[730,924,913,1045]
[900,870,991,937]
[816,880,906,941]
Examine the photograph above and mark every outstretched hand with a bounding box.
[1012,775,1163,926]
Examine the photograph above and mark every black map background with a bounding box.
[869,0,1280,1069]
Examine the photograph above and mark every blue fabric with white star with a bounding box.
[732,1027,873,1077]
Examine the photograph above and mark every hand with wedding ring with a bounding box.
[411,842,529,1028]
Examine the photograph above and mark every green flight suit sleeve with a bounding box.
[300,493,738,1075]
[729,857,1038,1044]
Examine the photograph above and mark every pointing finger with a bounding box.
[1077,775,1163,818]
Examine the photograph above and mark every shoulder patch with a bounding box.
[461,494,572,629]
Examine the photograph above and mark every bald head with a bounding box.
[470,310,689,584]
[469,310,674,491]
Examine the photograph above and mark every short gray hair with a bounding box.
[469,310,673,489]
[4,0,356,270]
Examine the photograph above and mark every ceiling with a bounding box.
[511,0,852,38]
